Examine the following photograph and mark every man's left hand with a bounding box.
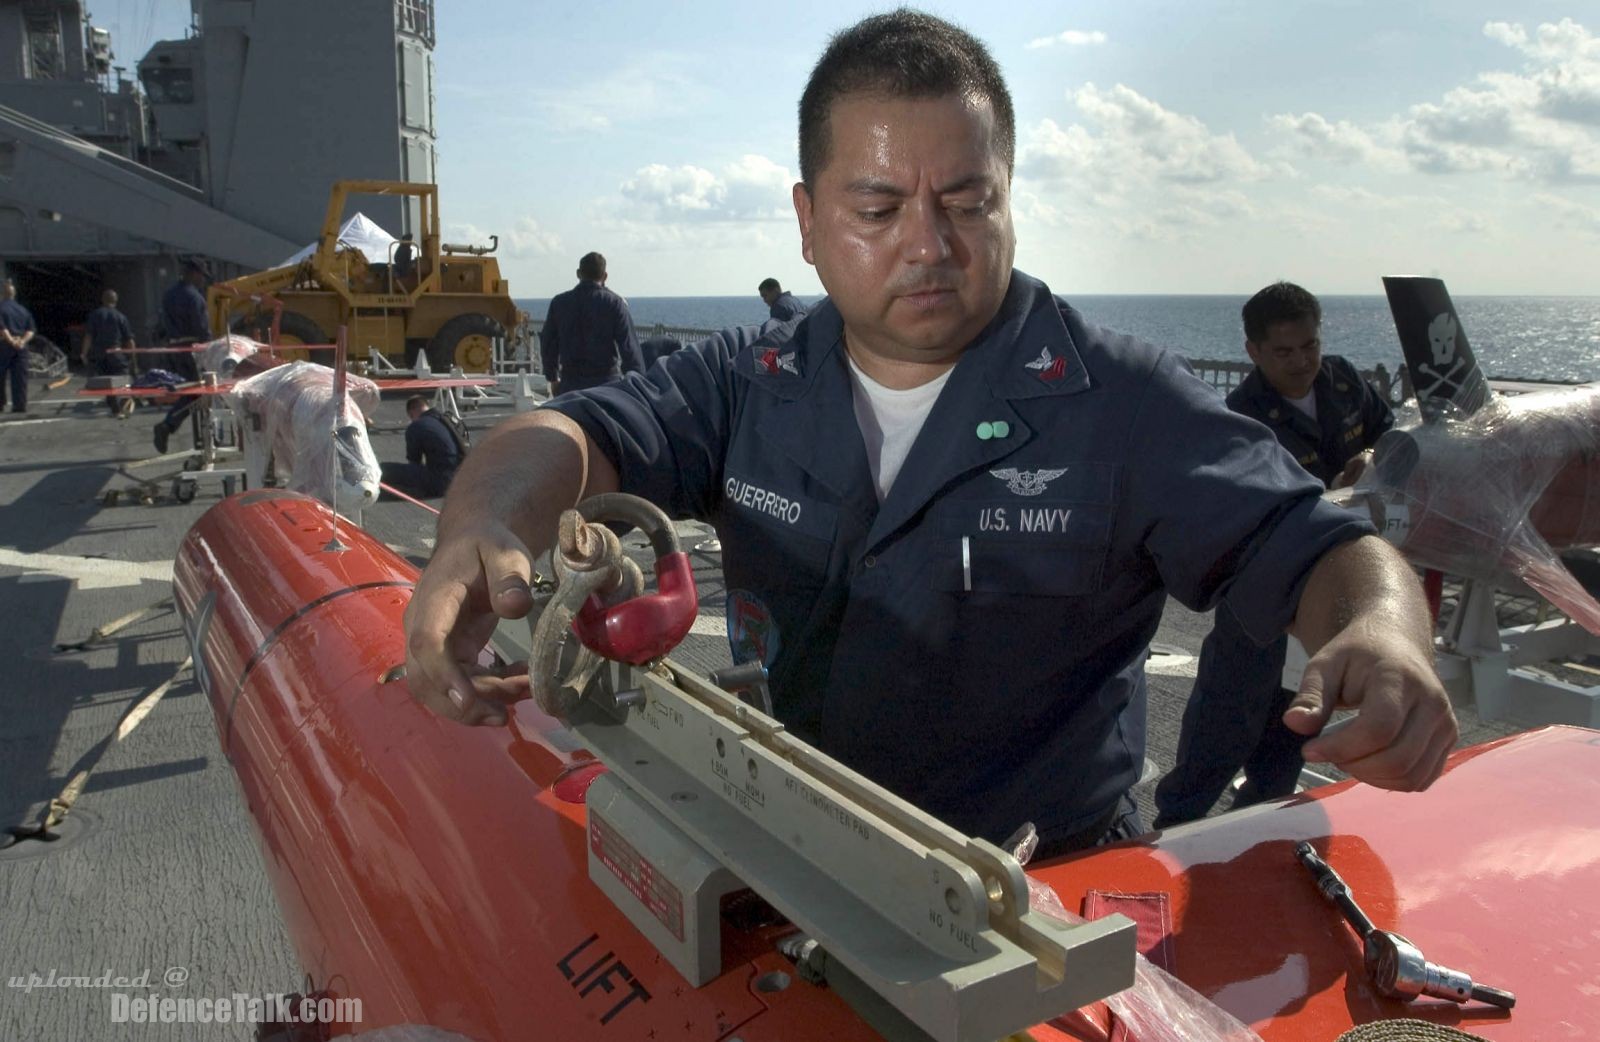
[1283,616,1457,790]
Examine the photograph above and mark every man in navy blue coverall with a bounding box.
[80,289,138,417]
[152,260,212,453]
[381,395,461,499]
[759,278,810,322]
[538,252,644,395]
[0,278,36,414]
[1154,282,1396,827]
[404,11,1455,859]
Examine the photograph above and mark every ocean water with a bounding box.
[517,293,1600,383]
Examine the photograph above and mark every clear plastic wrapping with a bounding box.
[228,360,382,511]
[1021,873,1263,1041]
[1004,826,1263,1042]
[198,334,265,377]
[1360,383,1600,633]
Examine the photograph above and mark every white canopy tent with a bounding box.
[279,212,398,266]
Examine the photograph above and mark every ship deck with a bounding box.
[0,374,1537,1040]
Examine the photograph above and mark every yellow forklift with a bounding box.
[206,180,520,372]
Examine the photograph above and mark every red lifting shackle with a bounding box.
[569,494,699,664]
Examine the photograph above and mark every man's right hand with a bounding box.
[403,517,540,726]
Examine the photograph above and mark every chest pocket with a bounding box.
[924,463,1118,597]
[718,473,838,586]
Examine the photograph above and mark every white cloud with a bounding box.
[523,61,712,133]
[619,154,795,221]
[1026,29,1107,50]
[1266,112,1407,170]
[1013,85,1278,243]
[446,217,562,258]
[1019,84,1275,194]
[1432,212,1494,235]
[1309,184,1389,207]
[1399,20,1600,183]
[1535,192,1600,235]
[1263,20,1599,185]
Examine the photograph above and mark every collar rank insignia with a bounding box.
[758,347,799,376]
[1024,345,1068,382]
[990,467,1068,496]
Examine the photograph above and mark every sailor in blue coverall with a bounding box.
[381,395,462,499]
[1154,282,1395,826]
[402,11,1455,862]
[0,278,36,414]
[152,260,212,453]
[539,252,644,394]
[543,276,1379,853]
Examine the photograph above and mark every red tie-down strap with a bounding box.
[1055,890,1175,1042]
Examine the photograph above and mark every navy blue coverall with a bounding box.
[381,410,461,499]
[548,273,1373,856]
[84,305,135,413]
[538,281,644,392]
[1153,355,1395,826]
[0,297,35,413]
[153,280,211,443]
[767,291,809,322]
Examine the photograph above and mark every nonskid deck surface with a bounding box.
[0,376,1527,1041]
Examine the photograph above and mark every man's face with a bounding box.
[1246,317,1322,399]
[759,286,778,307]
[793,92,1015,368]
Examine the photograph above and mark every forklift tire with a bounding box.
[426,313,503,373]
[172,477,197,504]
[230,310,327,364]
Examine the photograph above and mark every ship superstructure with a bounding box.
[0,0,436,349]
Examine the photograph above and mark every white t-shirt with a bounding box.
[845,355,954,502]
[1286,390,1317,421]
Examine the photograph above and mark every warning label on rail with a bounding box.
[590,812,685,942]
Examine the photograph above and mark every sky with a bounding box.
[117,2,1599,297]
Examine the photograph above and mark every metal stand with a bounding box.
[1284,576,1600,727]
[1434,577,1600,726]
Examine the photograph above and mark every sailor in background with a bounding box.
[151,259,212,454]
[381,395,463,500]
[1154,281,1396,827]
[0,277,36,415]
[405,11,1455,861]
[758,277,810,321]
[81,289,137,417]
[538,252,644,395]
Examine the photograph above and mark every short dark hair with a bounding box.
[758,277,781,293]
[577,252,606,280]
[405,395,428,413]
[1242,281,1322,343]
[798,8,1015,190]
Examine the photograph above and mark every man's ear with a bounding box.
[1244,339,1262,367]
[792,182,815,266]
